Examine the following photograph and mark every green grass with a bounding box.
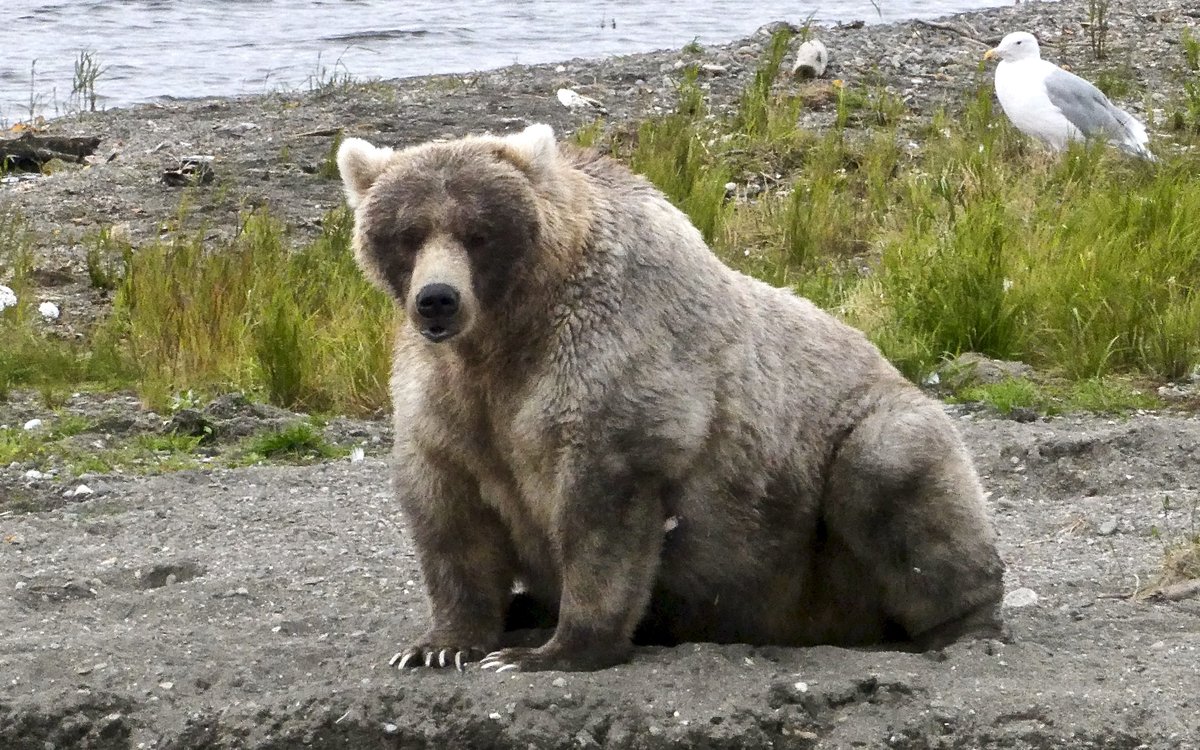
[1184,29,1200,72]
[248,422,344,462]
[102,205,393,414]
[3,36,1200,421]
[318,131,344,180]
[954,377,1161,416]
[600,40,1200,386]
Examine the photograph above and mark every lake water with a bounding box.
[1,0,1016,119]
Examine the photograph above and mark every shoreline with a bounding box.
[0,2,1041,116]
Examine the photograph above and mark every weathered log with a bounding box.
[0,132,101,171]
[791,39,829,79]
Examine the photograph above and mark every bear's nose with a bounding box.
[415,283,460,320]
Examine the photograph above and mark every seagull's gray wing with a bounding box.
[1043,67,1141,145]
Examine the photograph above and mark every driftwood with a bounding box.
[791,39,829,79]
[1143,578,1200,602]
[0,132,101,171]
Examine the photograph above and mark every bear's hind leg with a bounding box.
[822,397,1005,649]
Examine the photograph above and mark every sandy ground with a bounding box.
[2,410,1198,748]
[3,0,1200,747]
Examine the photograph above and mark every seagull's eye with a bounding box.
[1016,40,1023,45]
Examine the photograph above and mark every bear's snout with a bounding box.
[414,282,462,342]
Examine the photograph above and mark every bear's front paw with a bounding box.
[479,641,629,673]
[389,642,488,672]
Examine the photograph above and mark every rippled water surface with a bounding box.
[2,0,1016,117]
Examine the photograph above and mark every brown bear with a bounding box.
[337,124,1004,673]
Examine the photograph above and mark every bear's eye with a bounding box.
[462,232,490,251]
[397,227,426,249]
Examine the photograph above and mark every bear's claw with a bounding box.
[479,650,521,673]
[390,645,482,672]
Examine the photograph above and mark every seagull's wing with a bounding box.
[1043,67,1148,152]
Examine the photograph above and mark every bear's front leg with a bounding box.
[481,460,664,672]
[390,451,519,671]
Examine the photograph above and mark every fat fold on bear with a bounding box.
[338,123,1005,672]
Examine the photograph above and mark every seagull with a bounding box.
[984,31,1155,160]
[556,88,607,114]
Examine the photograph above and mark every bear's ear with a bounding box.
[495,124,558,180]
[337,137,395,207]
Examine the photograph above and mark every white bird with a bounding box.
[556,88,607,114]
[984,31,1154,160]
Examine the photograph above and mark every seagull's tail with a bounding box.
[1112,107,1156,161]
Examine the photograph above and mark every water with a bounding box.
[1,0,1014,119]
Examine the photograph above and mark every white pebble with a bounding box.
[1002,587,1038,608]
[0,285,16,311]
[23,469,45,480]
[23,418,43,431]
[349,447,365,463]
[38,301,60,320]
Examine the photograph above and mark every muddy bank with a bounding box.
[2,411,1199,748]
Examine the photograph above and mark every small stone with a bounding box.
[794,681,808,692]
[1097,517,1119,536]
[158,681,174,690]
[23,418,43,431]
[1003,587,1038,608]
[23,469,45,480]
[38,302,60,320]
[552,677,567,688]
[383,722,398,734]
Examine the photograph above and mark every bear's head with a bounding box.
[337,124,564,345]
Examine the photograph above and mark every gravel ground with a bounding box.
[1,410,1198,748]
[2,1,1200,747]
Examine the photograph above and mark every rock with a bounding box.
[37,301,60,320]
[556,88,607,114]
[164,409,215,441]
[135,561,207,589]
[163,155,215,186]
[0,284,16,311]
[22,418,43,431]
[203,393,252,419]
[1003,587,1039,608]
[791,39,830,79]
[939,352,1035,389]
[1097,517,1119,536]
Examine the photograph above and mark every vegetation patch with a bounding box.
[247,422,345,462]
[3,30,1200,418]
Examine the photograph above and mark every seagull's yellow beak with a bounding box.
[983,48,998,61]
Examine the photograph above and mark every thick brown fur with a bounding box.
[338,124,1005,673]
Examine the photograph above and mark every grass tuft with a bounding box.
[249,422,343,461]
